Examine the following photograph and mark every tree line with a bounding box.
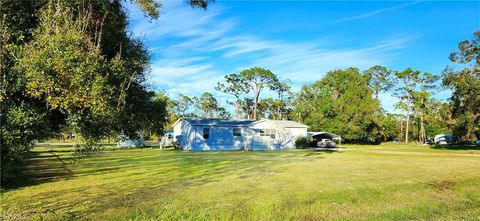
[163,31,479,145]
[169,66,447,143]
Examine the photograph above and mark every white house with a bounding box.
[172,118,309,151]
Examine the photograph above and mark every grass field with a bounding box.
[1,143,480,220]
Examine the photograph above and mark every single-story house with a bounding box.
[172,118,309,151]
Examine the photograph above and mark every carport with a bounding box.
[308,132,342,147]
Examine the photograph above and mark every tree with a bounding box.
[216,74,248,119]
[394,68,420,144]
[211,106,231,119]
[293,68,381,141]
[238,98,254,119]
[0,0,211,185]
[271,80,292,120]
[380,113,403,141]
[442,31,480,141]
[257,98,278,119]
[422,98,452,140]
[155,92,178,129]
[364,65,393,100]
[411,72,439,142]
[394,99,407,142]
[175,94,194,117]
[194,92,219,118]
[394,69,439,143]
[238,67,280,120]
[217,68,279,120]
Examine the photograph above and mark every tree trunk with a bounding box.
[253,88,260,120]
[235,101,241,119]
[420,110,425,143]
[277,93,282,120]
[405,94,410,144]
[400,116,403,142]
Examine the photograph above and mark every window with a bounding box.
[259,129,276,139]
[203,128,209,139]
[233,128,242,136]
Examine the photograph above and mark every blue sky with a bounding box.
[127,0,479,113]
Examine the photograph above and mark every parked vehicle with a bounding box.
[160,132,174,148]
[118,137,144,148]
[434,134,453,145]
[317,139,336,148]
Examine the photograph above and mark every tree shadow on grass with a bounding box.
[6,145,339,191]
[1,147,348,220]
[5,149,75,189]
[430,144,480,151]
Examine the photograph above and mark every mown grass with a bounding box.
[1,143,479,220]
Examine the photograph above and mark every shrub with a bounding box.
[295,136,312,149]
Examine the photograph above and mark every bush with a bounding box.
[295,136,312,149]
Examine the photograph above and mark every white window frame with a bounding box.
[259,129,276,139]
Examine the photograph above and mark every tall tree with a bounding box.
[175,94,193,117]
[442,30,480,141]
[394,68,420,144]
[394,99,407,142]
[238,98,254,119]
[216,67,279,120]
[238,67,279,120]
[293,68,381,141]
[363,65,393,100]
[0,0,211,184]
[412,72,439,142]
[271,80,292,120]
[194,92,219,118]
[394,69,438,143]
[216,74,247,119]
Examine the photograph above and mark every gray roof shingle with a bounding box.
[178,118,308,128]
[181,118,256,126]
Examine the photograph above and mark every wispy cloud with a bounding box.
[128,1,415,111]
[329,0,422,24]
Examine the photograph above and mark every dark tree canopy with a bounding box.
[293,68,381,141]
[443,30,480,141]
[0,0,210,185]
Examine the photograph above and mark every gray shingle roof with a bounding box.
[265,120,310,128]
[178,118,309,128]
[181,118,256,126]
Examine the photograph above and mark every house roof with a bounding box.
[174,118,256,127]
[252,120,309,128]
[173,118,309,128]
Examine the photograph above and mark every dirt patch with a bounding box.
[427,180,456,191]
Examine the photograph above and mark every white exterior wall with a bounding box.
[190,126,252,151]
[173,120,194,150]
[282,127,308,148]
[250,121,308,149]
[172,119,308,151]
[173,121,183,142]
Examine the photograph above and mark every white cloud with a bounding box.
[329,0,422,24]
[129,1,415,113]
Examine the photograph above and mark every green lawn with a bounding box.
[1,143,480,220]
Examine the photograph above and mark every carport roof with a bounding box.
[308,132,341,139]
